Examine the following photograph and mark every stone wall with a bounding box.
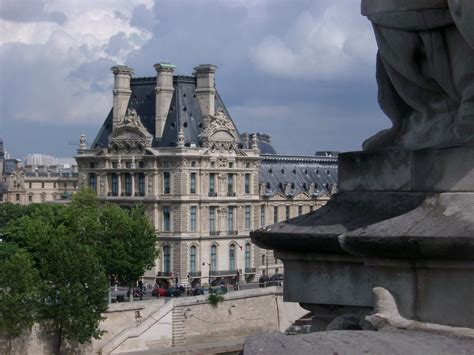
[1,287,306,355]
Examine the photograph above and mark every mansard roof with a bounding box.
[91,75,246,150]
[260,153,338,197]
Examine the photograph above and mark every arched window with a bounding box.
[245,243,251,270]
[210,245,217,271]
[163,246,171,274]
[229,244,235,270]
[189,245,196,273]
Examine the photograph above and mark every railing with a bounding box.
[244,267,257,274]
[228,230,238,235]
[156,271,173,277]
[188,272,202,278]
[209,270,238,276]
[210,231,220,236]
[208,192,217,197]
[134,191,145,196]
[227,192,236,197]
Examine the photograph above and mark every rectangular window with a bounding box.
[138,173,145,196]
[273,206,278,224]
[245,206,251,230]
[124,173,132,196]
[190,206,197,231]
[209,207,216,233]
[111,173,118,196]
[227,174,234,194]
[29,182,32,188]
[227,207,234,233]
[298,205,303,216]
[190,173,196,194]
[125,162,131,169]
[209,173,215,194]
[112,162,117,169]
[139,161,145,168]
[28,195,32,202]
[286,206,290,220]
[89,173,97,191]
[16,194,20,202]
[163,161,170,168]
[210,245,217,272]
[245,174,250,194]
[163,172,170,194]
[163,206,170,231]
[260,205,265,227]
[89,162,96,168]
[41,182,45,189]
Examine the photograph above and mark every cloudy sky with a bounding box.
[0,0,388,159]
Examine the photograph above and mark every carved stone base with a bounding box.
[251,147,474,328]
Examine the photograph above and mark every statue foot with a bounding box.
[362,128,399,151]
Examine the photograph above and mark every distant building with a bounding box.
[0,141,78,204]
[76,63,338,286]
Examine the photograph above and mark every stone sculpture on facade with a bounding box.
[362,0,474,151]
[108,108,153,151]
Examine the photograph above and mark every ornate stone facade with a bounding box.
[77,63,338,286]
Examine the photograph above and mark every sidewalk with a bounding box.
[123,336,247,355]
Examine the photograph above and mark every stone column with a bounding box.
[111,66,133,128]
[154,62,175,139]
[131,173,135,196]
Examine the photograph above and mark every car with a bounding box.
[269,274,284,286]
[258,276,269,287]
[165,287,184,297]
[210,286,228,295]
[192,286,205,296]
[151,286,166,297]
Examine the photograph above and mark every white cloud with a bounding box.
[251,1,377,80]
[0,0,154,124]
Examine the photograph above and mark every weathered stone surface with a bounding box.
[339,148,474,192]
[243,330,474,355]
[361,1,474,151]
[325,314,363,331]
[252,191,427,254]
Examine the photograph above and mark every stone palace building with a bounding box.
[76,63,338,287]
[0,140,78,205]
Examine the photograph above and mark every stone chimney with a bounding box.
[194,64,217,128]
[154,62,175,139]
[111,65,134,128]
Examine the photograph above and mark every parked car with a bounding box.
[152,286,166,297]
[210,286,228,295]
[192,286,205,296]
[165,287,184,297]
[258,276,269,287]
[269,273,284,286]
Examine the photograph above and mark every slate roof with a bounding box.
[91,75,245,150]
[260,154,338,197]
[3,160,19,174]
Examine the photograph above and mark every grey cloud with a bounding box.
[131,4,157,32]
[0,0,67,24]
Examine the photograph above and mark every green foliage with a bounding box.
[0,243,39,341]
[0,189,159,350]
[207,293,224,308]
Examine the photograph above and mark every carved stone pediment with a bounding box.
[108,108,153,152]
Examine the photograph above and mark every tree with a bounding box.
[97,204,159,298]
[0,243,39,354]
[66,189,160,300]
[2,207,108,354]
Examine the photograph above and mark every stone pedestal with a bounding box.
[251,147,474,328]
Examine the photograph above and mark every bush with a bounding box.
[207,293,224,308]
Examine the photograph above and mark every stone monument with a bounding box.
[247,1,474,352]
